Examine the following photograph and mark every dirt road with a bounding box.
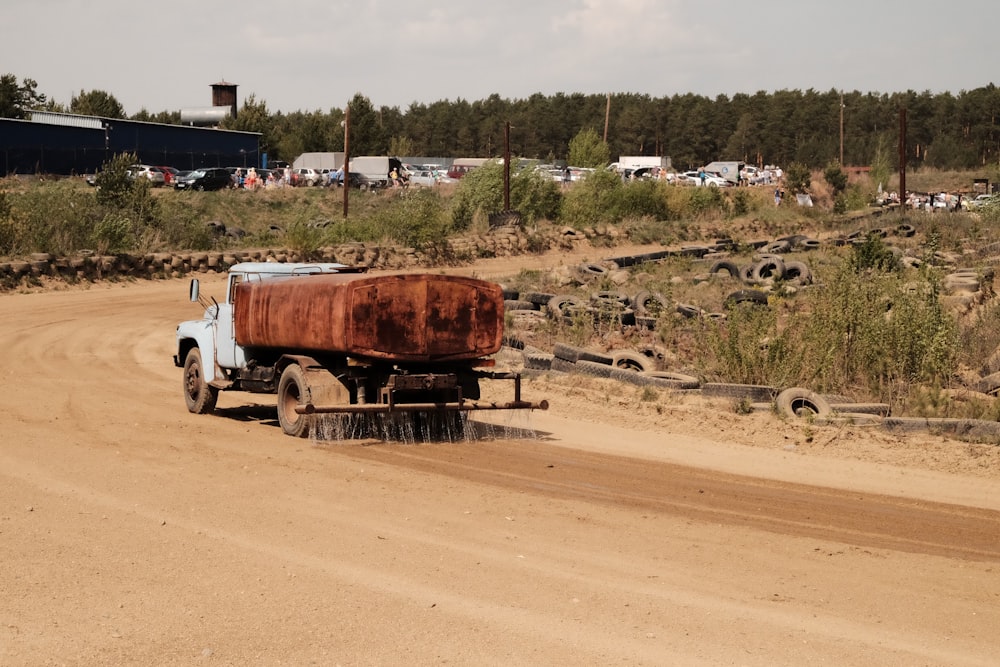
[2,265,999,666]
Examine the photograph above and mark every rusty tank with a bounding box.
[233,272,504,362]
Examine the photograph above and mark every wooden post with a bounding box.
[603,93,611,143]
[504,121,511,211]
[343,105,350,218]
[898,107,906,202]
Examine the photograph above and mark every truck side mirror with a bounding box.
[189,279,200,302]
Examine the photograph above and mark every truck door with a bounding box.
[214,273,247,369]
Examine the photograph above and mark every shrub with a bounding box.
[702,257,959,403]
[848,232,901,274]
[5,183,103,255]
[91,211,135,254]
[731,188,751,217]
[615,178,671,221]
[568,127,611,168]
[560,168,623,227]
[823,161,848,194]
[450,161,560,229]
[784,162,811,194]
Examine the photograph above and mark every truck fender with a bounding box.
[276,355,351,407]
[176,321,220,383]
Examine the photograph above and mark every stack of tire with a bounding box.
[544,291,636,328]
[501,287,557,327]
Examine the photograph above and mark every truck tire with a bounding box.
[183,348,218,414]
[277,364,314,438]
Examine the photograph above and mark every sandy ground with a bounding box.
[2,247,999,666]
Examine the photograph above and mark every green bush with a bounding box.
[731,188,751,217]
[95,152,157,224]
[91,211,135,254]
[654,184,730,222]
[616,178,671,221]
[450,161,560,229]
[560,168,623,227]
[5,182,103,255]
[784,162,811,194]
[848,232,902,274]
[823,161,848,194]
[561,171,675,227]
[703,259,959,401]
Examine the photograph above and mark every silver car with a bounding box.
[408,169,439,187]
[127,164,166,186]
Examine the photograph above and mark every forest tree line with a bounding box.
[3,73,1000,171]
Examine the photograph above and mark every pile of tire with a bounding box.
[729,254,814,287]
[545,291,636,328]
[501,287,558,321]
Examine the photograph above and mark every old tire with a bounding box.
[675,303,702,319]
[576,359,614,378]
[632,290,671,317]
[783,261,813,284]
[612,350,654,373]
[640,371,700,389]
[523,351,554,370]
[522,291,556,306]
[547,294,587,318]
[183,348,218,414]
[553,342,585,363]
[590,290,630,309]
[709,260,741,278]
[277,364,314,438]
[751,257,786,283]
[724,289,769,309]
[776,387,832,419]
[578,263,608,278]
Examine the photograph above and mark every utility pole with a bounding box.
[342,104,350,218]
[839,92,844,166]
[603,93,611,143]
[898,107,907,202]
[503,121,511,211]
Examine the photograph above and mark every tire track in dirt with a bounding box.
[334,439,1000,562]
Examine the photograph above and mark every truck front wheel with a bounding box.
[277,364,313,438]
[183,348,218,414]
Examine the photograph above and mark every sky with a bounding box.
[3,0,997,116]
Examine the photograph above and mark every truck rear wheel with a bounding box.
[277,364,314,438]
[183,348,218,414]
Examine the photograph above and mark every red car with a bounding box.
[158,166,180,186]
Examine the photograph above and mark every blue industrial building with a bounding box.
[0,110,260,177]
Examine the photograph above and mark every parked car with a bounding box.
[174,167,232,191]
[968,193,997,209]
[408,169,439,187]
[329,170,372,189]
[681,170,729,187]
[291,168,322,186]
[630,167,660,180]
[158,166,180,186]
[127,164,166,186]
